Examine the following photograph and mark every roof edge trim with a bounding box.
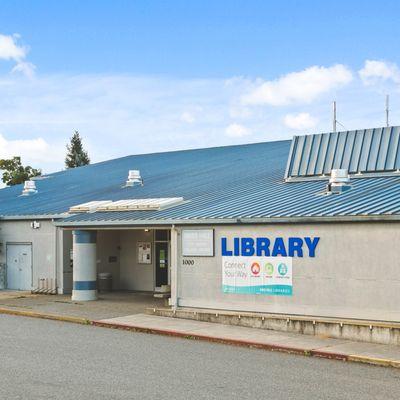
[54,214,400,227]
[0,213,70,221]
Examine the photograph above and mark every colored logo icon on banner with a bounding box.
[265,262,274,275]
[278,263,288,276]
[251,262,261,275]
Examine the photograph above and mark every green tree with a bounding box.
[65,131,90,169]
[0,157,41,186]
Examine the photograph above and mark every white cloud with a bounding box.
[180,112,195,123]
[0,33,35,77]
[0,61,398,177]
[0,134,62,165]
[0,74,248,172]
[225,123,251,138]
[12,61,36,78]
[284,112,318,130]
[242,64,353,106]
[0,34,26,61]
[359,60,400,85]
[229,106,253,119]
[0,134,57,188]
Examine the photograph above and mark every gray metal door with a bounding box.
[6,244,32,290]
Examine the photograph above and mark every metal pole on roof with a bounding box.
[333,101,337,132]
[386,94,390,127]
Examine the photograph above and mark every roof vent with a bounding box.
[126,170,143,187]
[21,180,38,196]
[326,169,351,194]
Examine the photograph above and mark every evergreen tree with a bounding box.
[65,131,90,169]
[0,156,41,186]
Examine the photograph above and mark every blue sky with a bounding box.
[0,0,400,174]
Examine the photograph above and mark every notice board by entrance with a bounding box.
[182,229,214,257]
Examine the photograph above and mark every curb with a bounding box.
[92,321,400,368]
[0,307,90,325]
[347,355,400,368]
[93,320,315,356]
[1,308,398,369]
[92,320,350,361]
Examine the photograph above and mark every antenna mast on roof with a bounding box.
[386,94,390,127]
[332,101,337,132]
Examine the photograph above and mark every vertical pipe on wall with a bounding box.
[71,230,97,301]
[170,226,178,310]
[54,225,60,294]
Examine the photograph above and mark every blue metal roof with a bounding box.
[285,126,400,179]
[1,134,400,225]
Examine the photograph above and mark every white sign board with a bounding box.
[137,242,152,264]
[182,229,214,257]
[222,256,292,296]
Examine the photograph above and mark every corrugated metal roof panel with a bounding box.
[1,131,400,225]
[285,126,400,179]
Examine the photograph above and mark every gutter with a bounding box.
[0,213,70,221]
[2,212,400,227]
[53,213,400,228]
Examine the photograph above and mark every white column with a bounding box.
[71,230,97,301]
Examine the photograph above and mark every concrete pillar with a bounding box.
[72,230,97,301]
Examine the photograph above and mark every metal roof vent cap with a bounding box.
[126,170,143,187]
[21,180,38,196]
[326,169,351,194]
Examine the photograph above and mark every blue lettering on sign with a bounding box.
[221,238,232,256]
[221,236,320,257]
[241,238,255,256]
[256,237,270,256]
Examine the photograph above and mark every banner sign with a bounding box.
[222,256,292,296]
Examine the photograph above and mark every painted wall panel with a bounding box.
[0,220,57,291]
[96,231,121,290]
[176,223,400,322]
[119,230,154,291]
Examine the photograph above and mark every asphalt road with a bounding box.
[0,315,399,400]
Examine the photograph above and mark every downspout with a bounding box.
[54,222,59,294]
[170,225,179,311]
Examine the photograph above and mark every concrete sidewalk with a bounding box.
[93,313,400,368]
[0,291,164,320]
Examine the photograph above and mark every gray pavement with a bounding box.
[0,314,399,400]
[0,291,164,319]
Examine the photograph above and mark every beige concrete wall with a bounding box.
[0,220,58,291]
[176,223,400,322]
[96,230,121,290]
[119,229,154,291]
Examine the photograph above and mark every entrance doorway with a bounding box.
[6,243,32,290]
[155,242,169,287]
[154,230,170,289]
